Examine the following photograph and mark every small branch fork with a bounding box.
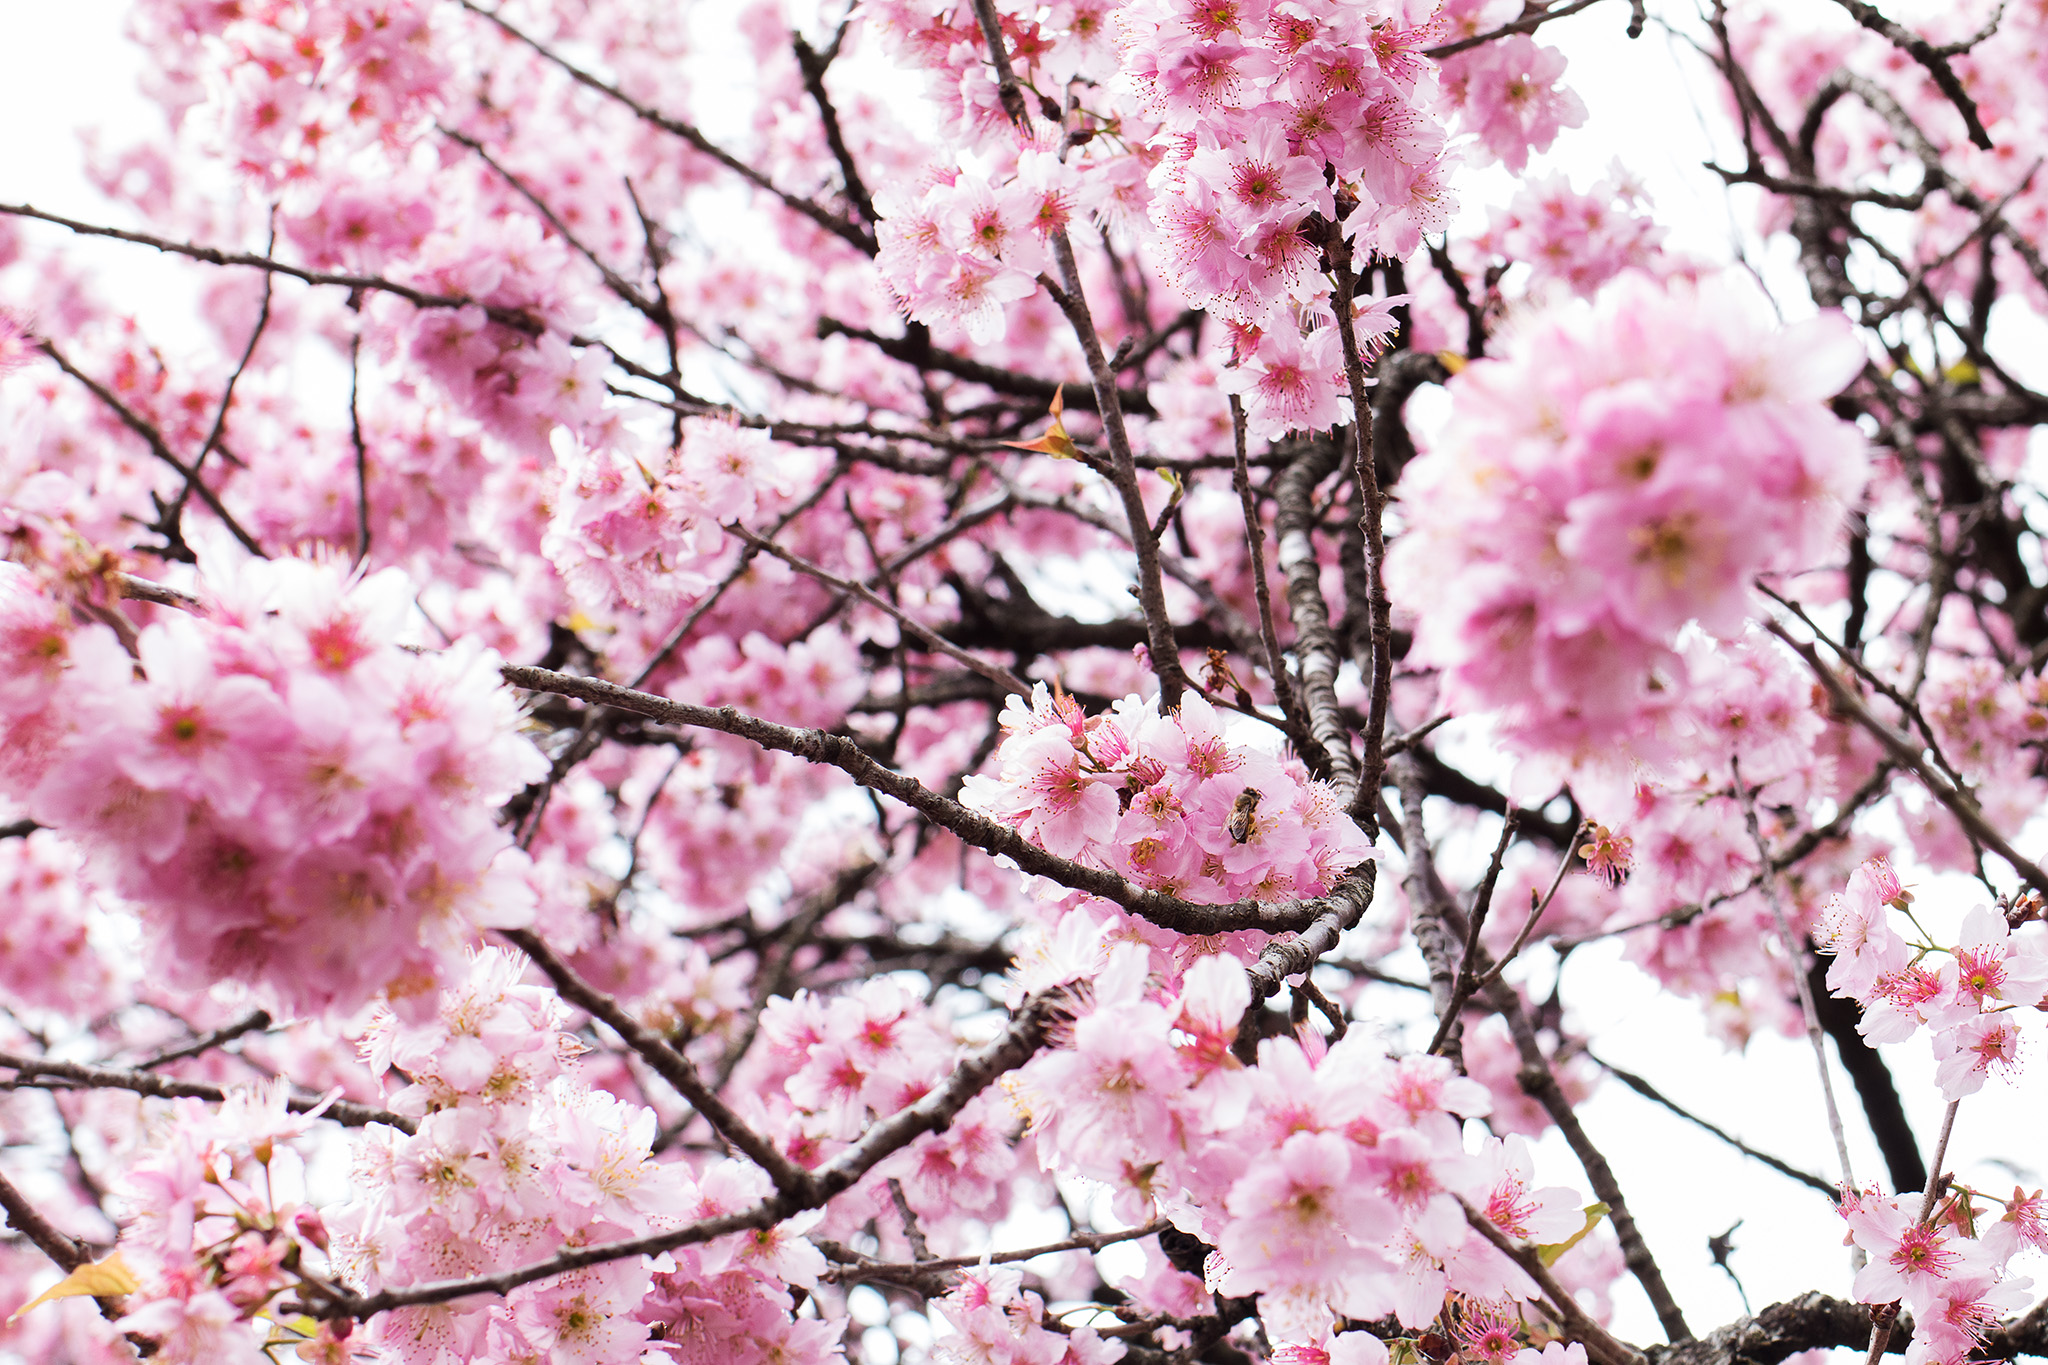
[967,0,1187,708]
[727,525,1033,697]
[819,1218,1170,1291]
[452,0,877,255]
[1425,810,1586,1059]
[1391,752,1687,1340]
[35,338,268,560]
[1826,0,1995,150]
[501,928,812,1199]
[1229,393,1302,735]
[1770,620,2048,894]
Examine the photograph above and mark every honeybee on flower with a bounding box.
[1226,787,1262,844]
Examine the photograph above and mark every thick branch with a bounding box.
[1275,433,1358,796]
[1396,754,1471,1069]
[1644,1292,2048,1365]
[0,1169,94,1274]
[1244,864,1378,1002]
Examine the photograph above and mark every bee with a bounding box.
[1226,787,1261,844]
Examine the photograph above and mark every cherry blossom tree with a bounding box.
[2,1,2048,1364]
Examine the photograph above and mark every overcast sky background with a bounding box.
[2,0,2045,1354]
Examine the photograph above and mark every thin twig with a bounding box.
[1425,812,1521,1058]
[1589,1051,1837,1197]
[36,338,268,559]
[1826,0,1994,149]
[1865,1101,1963,1363]
[454,0,875,255]
[348,327,372,567]
[1228,392,1300,731]
[887,1178,931,1262]
[729,526,1031,697]
[0,1051,410,1132]
[136,1010,273,1070]
[1426,0,1608,58]
[1771,622,2048,894]
[304,995,1055,1321]
[1731,758,1859,1207]
[501,928,812,1199]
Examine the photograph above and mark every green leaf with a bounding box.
[1536,1203,1611,1266]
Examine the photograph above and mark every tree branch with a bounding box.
[1826,0,1994,150]
[0,1051,410,1133]
[500,928,811,1199]
[311,994,1055,1321]
[500,665,1363,938]
[1770,622,2048,894]
[1589,1052,1837,1197]
[453,0,877,255]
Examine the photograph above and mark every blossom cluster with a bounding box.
[1117,0,1444,435]
[544,418,812,625]
[1480,168,1669,298]
[1390,269,1868,763]
[0,555,543,1019]
[1840,1181,2043,1365]
[1434,21,1587,175]
[330,949,840,1365]
[874,151,1088,346]
[961,685,1373,902]
[1806,857,2048,1364]
[931,1263,1126,1365]
[1011,947,1599,1349]
[99,1082,344,1365]
[1816,857,2048,1099]
[0,829,114,1014]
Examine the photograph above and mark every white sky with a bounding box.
[3,0,2045,1354]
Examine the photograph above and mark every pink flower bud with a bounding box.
[294,1206,330,1252]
